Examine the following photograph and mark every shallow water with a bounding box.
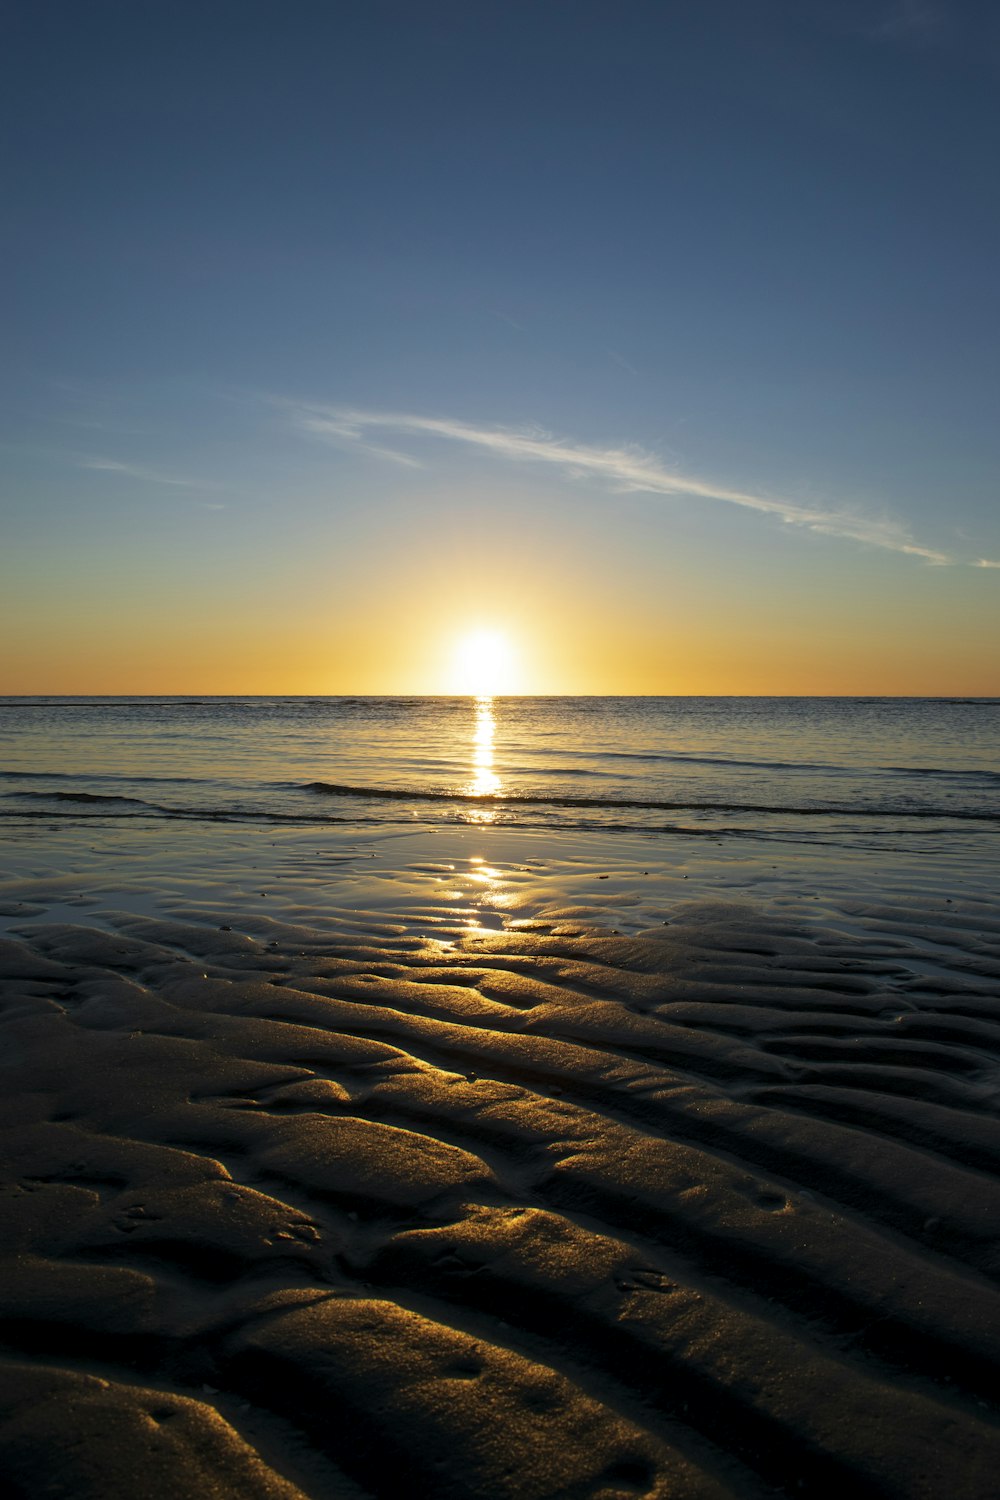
[1,697,998,858]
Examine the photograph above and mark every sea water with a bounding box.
[0,696,996,859]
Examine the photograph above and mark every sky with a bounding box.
[2,0,999,694]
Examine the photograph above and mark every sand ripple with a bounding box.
[2,894,1000,1497]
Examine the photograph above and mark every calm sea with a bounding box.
[1,696,997,856]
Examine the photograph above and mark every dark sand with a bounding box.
[2,822,1000,1497]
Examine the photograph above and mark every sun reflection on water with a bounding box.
[467,697,501,819]
[462,853,508,932]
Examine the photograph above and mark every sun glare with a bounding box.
[451,629,516,696]
[468,694,500,806]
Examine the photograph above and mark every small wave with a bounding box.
[883,765,1000,781]
[596,749,843,771]
[1,770,88,780]
[517,766,610,778]
[4,790,152,806]
[0,807,353,825]
[301,781,1000,822]
[0,770,206,785]
[0,808,946,852]
[591,751,999,780]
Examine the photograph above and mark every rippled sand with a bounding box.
[2,823,1000,1497]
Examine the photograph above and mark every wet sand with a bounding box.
[2,821,1000,1497]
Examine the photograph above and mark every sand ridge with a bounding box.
[1,829,1000,1497]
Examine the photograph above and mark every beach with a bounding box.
[2,698,999,1496]
[6,0,1000,1488]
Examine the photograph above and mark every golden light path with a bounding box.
[469,696,500,800]
[464,694,502,847]
[431,696,509,935]
[462,702,503,942]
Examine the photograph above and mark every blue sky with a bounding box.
[2,0,999,691]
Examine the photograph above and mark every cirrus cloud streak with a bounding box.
[285,401,959,565]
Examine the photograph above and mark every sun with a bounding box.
[451,629,517,696]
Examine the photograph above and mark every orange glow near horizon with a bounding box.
[3,538,999,697]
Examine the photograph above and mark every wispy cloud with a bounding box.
[286,415,422,470]
[607,349,638,375]
[494,310,526,332]
[284,401,957,565]
[974,558,1000,569]
[78,457,220,490]
[56,418,154,435]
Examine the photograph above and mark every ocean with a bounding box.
[1,695,997,855]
